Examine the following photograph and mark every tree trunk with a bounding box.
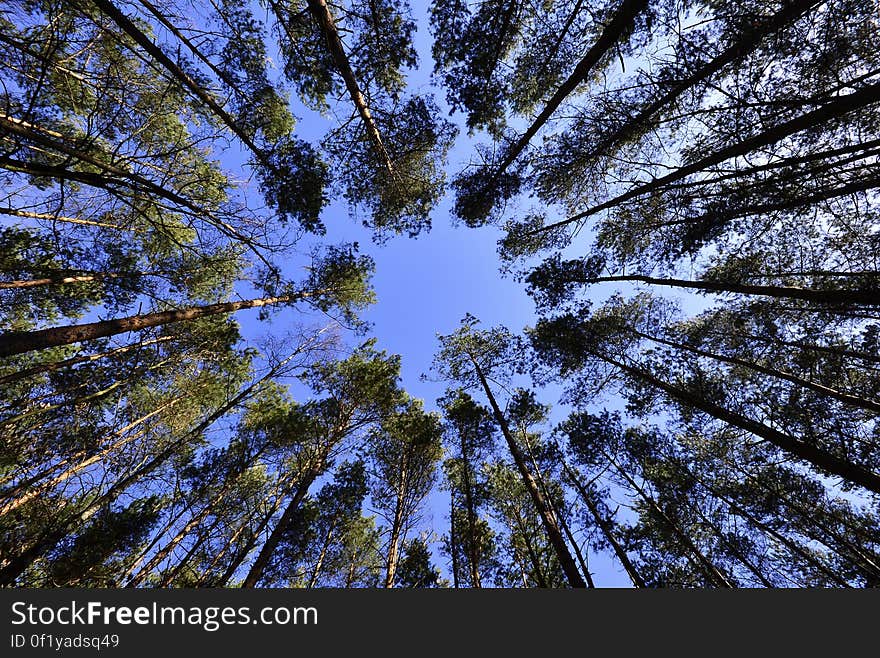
[126,465,254,587]
[206,481,291,588]
[633,328,880,414]
[300,0,394,174]
[459,443,482,587]
[561,459,646,587]
[0,362,281,583]
[570,273,880,307]
[605,452,734,587]
[449,493,461,588]
[0,395,183,516]
[536,81,880,234]
[384,452,409,588]
[0,205,127,230]
[241,462,324,588]
[521,433,594,587]
[686,496,775,588]
[675,174,880,230]
[0,335,173,387]
[583,0,822,161]
[678,460,851,587]
[119,503,184,586]
[492,0,649,180]
[509,505,548,588]
[702,327,880,367]
[597,350,880,495]
[0,273,112,290]
[0,158,266,264]
[0,293,308,358]
[89,0,267,164]
[308,524,336,589]
[471,357,587,587]
[557,508,595,588]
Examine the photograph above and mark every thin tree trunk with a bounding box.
[605,452,735,587]
[0,115,225,220]
[686,497,775,588]
[731,462,880,579]
[561,459,647,587]
[557,508,595,587]
[0,335,173,387]
[0,360,285,583]
[583,0,822,161]
[0,273,115,289]
[520,432,594,587]
[127,474,245,587]
[308,524,336,588]
[204,480,291,587]
[0,397,178,508]
[0,377,130,429]
[459,443,482,588]
[384,452,409,588]
[300,0,394,174]
[702,327,880,367]
[534,81,880,234]
[0,206,126,230]
[121,503,189,587]
[666,174,880,231]
[0,391,186,516]
[680,461,852,588]
[596,350,880,495]
[632,328,880,414]
[492,0,649,180]
[0,158,268,267]
[566,272,880,307]
[471,357,587,588]
[449,493,461,588]
[509,505,548,588]
[89,0,267,164]
[241,462,325,588]
[0,427,149,517]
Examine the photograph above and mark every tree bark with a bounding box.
[677,459,852,587]
[0,292,310,358]
[384,449,409,588]
[0,362,283,583]
[459,441,482,587]
[561,459,647,587]
[301,0,394,174]
[89,0,267,164]
[535,81,880,234]
[471,357,587,587]
[632,328,880,414]
[0,335,173,388]
[583,0,822,161]
[308,524,336,588]
[0,206,126,230]
[449,493,461,588]
[241,461,325,588]
[492,0,649,180]
[597,351,880,495]
[577,273,880,307]
[605,452,734,587]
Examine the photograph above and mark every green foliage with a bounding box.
[395,537,443,588]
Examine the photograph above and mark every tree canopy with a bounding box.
[2,0,878,588]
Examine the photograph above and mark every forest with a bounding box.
[1,0,878,588]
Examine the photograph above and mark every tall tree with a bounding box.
[368,397,443,588]
[434,316,588,587]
